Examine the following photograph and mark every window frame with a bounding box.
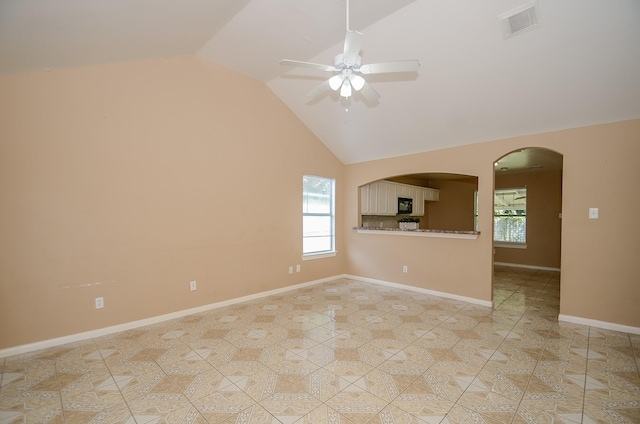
[302,175,336,258]
[493,187,527,247]
[474,190,479,232]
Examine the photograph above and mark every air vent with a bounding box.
[499,2,540,39]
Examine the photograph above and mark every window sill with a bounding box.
[302,251,337,261]
[494,242,527,249]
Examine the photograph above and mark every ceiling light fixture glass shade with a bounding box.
[329,75,344,91]
[329,70,363,99]
[340,78,352,98]
[349,74,365,91]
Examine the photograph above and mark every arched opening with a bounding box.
[492,147,564,310]
[359,173,478,231]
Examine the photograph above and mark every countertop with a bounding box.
[353,227,480,239]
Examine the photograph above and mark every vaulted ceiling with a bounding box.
[2,0,639,164]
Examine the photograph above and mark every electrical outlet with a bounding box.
[402,265,408,273]
[288,266,293,274]
[95,297,104,309]
[189,280,197,291]
[296,264,301,272]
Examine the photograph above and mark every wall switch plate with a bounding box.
[589,208,599,219]
[288,266,293,274]
[296,264,301,272]
[95,297,104,309]
[402,265,408,273]
[189,280,197,291]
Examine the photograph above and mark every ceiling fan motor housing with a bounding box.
[333,53,362,70]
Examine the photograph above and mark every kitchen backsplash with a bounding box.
[361,215,401,228]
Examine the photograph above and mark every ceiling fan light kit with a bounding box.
[279,0,419,103]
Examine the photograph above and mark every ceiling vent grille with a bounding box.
[499,2,540,39]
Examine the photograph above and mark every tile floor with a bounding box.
[1,266,639,423]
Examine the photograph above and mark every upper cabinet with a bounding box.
[360,180,439,216]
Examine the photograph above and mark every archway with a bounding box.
[359,173,478,231]
[492,147,564,308]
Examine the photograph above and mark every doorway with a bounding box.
[492,148,564,306]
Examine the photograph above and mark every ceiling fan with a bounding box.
[279,0,420,102]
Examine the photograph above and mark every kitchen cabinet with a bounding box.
[360,180,439,216]
[423,187,439,201]
[413,187,425,216]
[378,181,396,215]
[361,184,370,214]
[360,181,395,215]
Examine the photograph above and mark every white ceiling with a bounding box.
[2,0,639,164]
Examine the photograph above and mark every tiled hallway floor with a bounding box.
[1,266,639,423]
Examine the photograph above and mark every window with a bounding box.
[494,188,527,244]
[303,175,335,256]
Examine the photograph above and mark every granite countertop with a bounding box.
[353,227,480,238]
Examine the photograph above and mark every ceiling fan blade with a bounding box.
[359,81,380,102]
[306,79,332,100]
[279,59,337,72]
[359,60,420,74]
[342,30,364,66]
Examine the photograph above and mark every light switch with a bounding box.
[589,208,599,219]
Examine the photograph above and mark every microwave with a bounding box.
[398,197,413,214]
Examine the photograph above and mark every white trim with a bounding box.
[494,262,560,272]
[302,251,337,261]
[558,314,640,335]
[0,275,342,359]
[355,229,479,239]
[21,270,640,359]
[6,273,637,359]
[345,274,493,307]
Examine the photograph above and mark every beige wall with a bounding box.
[0,57,345,349]
[494,169,562,269]
[344,120,640,328]
[1,55,638,351]
[345,148,495,303]
[426,179,477,231]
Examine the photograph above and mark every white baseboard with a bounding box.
[6,274,636,358]
[344,274,493,308]
[494,262,561,272]
[0,275,342,359]
[558,314,640,335]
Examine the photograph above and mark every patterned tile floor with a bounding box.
[1,266,639,423]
